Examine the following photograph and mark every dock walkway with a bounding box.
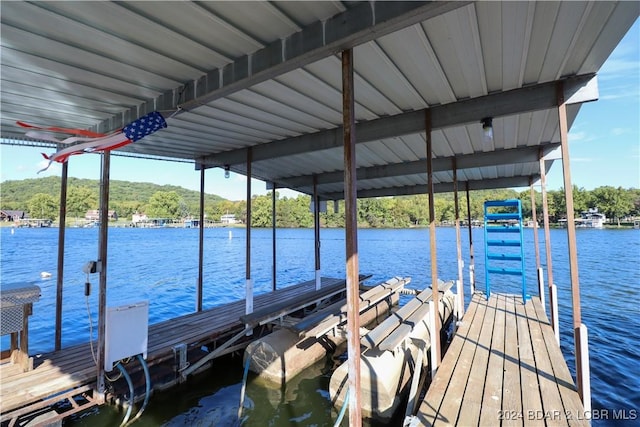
[411,293,588,426]
[0,277,347,423]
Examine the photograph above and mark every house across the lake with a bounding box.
[559,207,606,229]
[0,210,27,222]
[85,210,118,221]
[220,214,238,224]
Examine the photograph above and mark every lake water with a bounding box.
[1,226,638,426]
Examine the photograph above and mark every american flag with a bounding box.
[17,111,167,173]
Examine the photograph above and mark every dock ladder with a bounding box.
[483,199,529,302]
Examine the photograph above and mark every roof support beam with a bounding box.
[96,1,470,133]
[321,175,540,200]
[200,74,596,168]
[277,143,560,189]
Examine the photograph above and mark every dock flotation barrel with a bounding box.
[243,277,409,385]
[329,281,456,421]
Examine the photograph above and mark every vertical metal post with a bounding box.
[579,324,591,412]
[557,82,586,404]
[425,109,441,364]
[551,284,559,344]
[529,178,541,270]
[342,48,362,427]
[246,148,253,315]
[539,148,556,331]
[465,182,475,295]
[55,158,68,351]
[95,151,110,404]
[197,165,205,312]
[313,175,321,290]
[530,177,545,312]
[272,183,277,292]
[429,300,438,377]
[453,159,464,317]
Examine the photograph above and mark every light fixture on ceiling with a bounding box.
[481,117,493,147]
[224,165,230,179]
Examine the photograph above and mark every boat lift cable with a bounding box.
[333,387,350,427]
[237,350,253,420]
[115,362,135,427]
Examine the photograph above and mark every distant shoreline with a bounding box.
[2,222,637,230]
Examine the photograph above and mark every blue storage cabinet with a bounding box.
[483,199,529,302]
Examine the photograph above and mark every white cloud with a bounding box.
[611,128,627,136]
[568,131,596,143]
[599,58,639,80]
[569,131,587,141]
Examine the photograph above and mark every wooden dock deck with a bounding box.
[411,292,588,426]
[0,277,348,423]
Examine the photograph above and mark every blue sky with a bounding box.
[1,21,638,201]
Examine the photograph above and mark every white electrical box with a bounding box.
[105,301,148,371]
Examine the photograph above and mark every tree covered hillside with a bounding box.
[1,177,639,227]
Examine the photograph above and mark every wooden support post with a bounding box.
[453,159,464,317]
[426,109,441,364]
[272,183,277,292]
[18,304,33,371]
[10,332,18,354]
[96,151,111,404]
[465,182,475,295]
[539,148,556,331]
[342,48,362,427]
[55,158,68,351]
[557,82,586,404]
[197,166,205,312]
[313,175,321,290]
[246,148,253,315]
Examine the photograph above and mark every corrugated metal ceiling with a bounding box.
[1,1,638,199]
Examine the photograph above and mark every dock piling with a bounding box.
[55,156,68,351]
[342,47,362,427]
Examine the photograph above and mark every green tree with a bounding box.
[321,200,344,227]
[572,186,592,214]
[630,189,640,216]
[27,193,58,220]
[146,191,182,219]
[67,186,98,219]
[434,198,454,223]
[548,190,566,221]
[251,193,273,227]
[591,186,634,226]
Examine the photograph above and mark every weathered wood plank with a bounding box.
[456,290,497,426]
[531,297,589,426]
[0,278,347,415]
[412,293,588,427]
[479,293,507,426]
[516,299,544,427]
[501,295,523,427]
[431,292,488,426]
[414,291,482,424]
[240,279,346,326]
[525,297,569,426]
